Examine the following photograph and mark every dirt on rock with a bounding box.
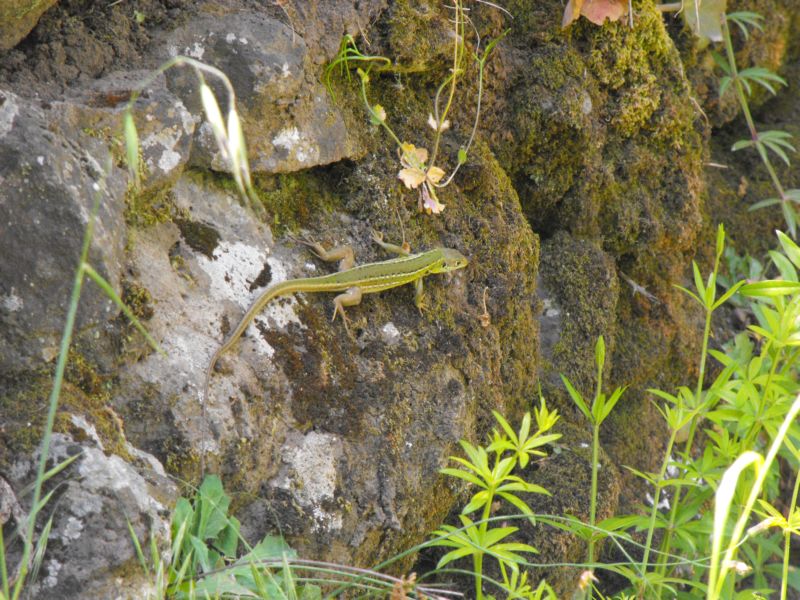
[0,0,190,99]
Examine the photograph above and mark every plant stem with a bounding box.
[721,18,787,201]
[588,420,600,567]
[588,353,604,570]
[430,0,465,169]
[780,465,800,600]
[475,497,494,600]
[654,308,713,580]
[12,192,101,600]
[639,428,678,585]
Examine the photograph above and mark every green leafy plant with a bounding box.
[583,226,800,598]
[133,474,463,599]
[325,1,507,215]
[431,398,561,600]
[561,336,627,577]
[152,475,321,599]
[715,13,799,235]
[656,3,798,234]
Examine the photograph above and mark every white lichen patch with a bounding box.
[272,127,319,165]
[380,322,401,346]
[275,431,343,533]
[1,289,23,312]
[186,42,205,59]
[141,127,185,176]
[0,92,19,137]
[197,242,305,359]
[42,559,61,588]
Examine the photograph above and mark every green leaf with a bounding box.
[749,197,782,210]
[492,410,518,444]
[440,467,486,488]
[458,147,468,164]
[741,280,800,297]
[189,535,211,573]
[560,374,591,423]
[732,139,755,152]
[715,223,726,259]
[463,490,491,514]
[712,280,746,310]
[197,475,230,541]
[777,230,800,269]
[692,261,706,301]
[497,492,535,516]
[594,335,606,371]
[124,111,141,189]
[437,546,478,568]
[599,386,626,423]
[247,535,295,561]
[217,517,240,559]
[674,284,702,305]
[726,11,764,39]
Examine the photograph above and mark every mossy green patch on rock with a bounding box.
[255,170,341,233]
[125,184,176,228]
[385,0,456,76]
[539,232,618,399]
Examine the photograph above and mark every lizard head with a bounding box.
[436,248,469,273]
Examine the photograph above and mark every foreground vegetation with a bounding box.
[2,0,800,598]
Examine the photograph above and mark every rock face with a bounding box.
[0,89,127,374]
[0,0,58,51]
[1,0,798,597]
[155,12,361,174]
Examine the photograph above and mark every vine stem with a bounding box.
[653,294,714,582]
[780,466,800,600]
[721,17,787,201]
[11,192,102,600]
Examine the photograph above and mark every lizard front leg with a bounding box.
[332,286,363,338]
[414,277,426,314]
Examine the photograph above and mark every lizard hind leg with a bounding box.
[332,286,363,338]
[290,235,355,271]
[371,230,411,256]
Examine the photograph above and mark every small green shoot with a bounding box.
[432,397,560,600]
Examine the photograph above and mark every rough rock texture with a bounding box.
[0,0,58,51]
[10,433,176,600]
[0,89,127,374]
[1,0,799,597]
[156,12,362,174]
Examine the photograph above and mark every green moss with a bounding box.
[121,280,154,320]
[0,350,133,471]
[0,374,49,469]
[255,171,340,233]
[61,350,132,460]
[385,0,453,75]
[125,184,176,227]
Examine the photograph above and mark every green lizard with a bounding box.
[203,232,468,406]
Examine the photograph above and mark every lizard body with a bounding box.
[203,240,468,407]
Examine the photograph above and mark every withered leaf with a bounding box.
[562,0,629,27]
[682,0,727,43]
